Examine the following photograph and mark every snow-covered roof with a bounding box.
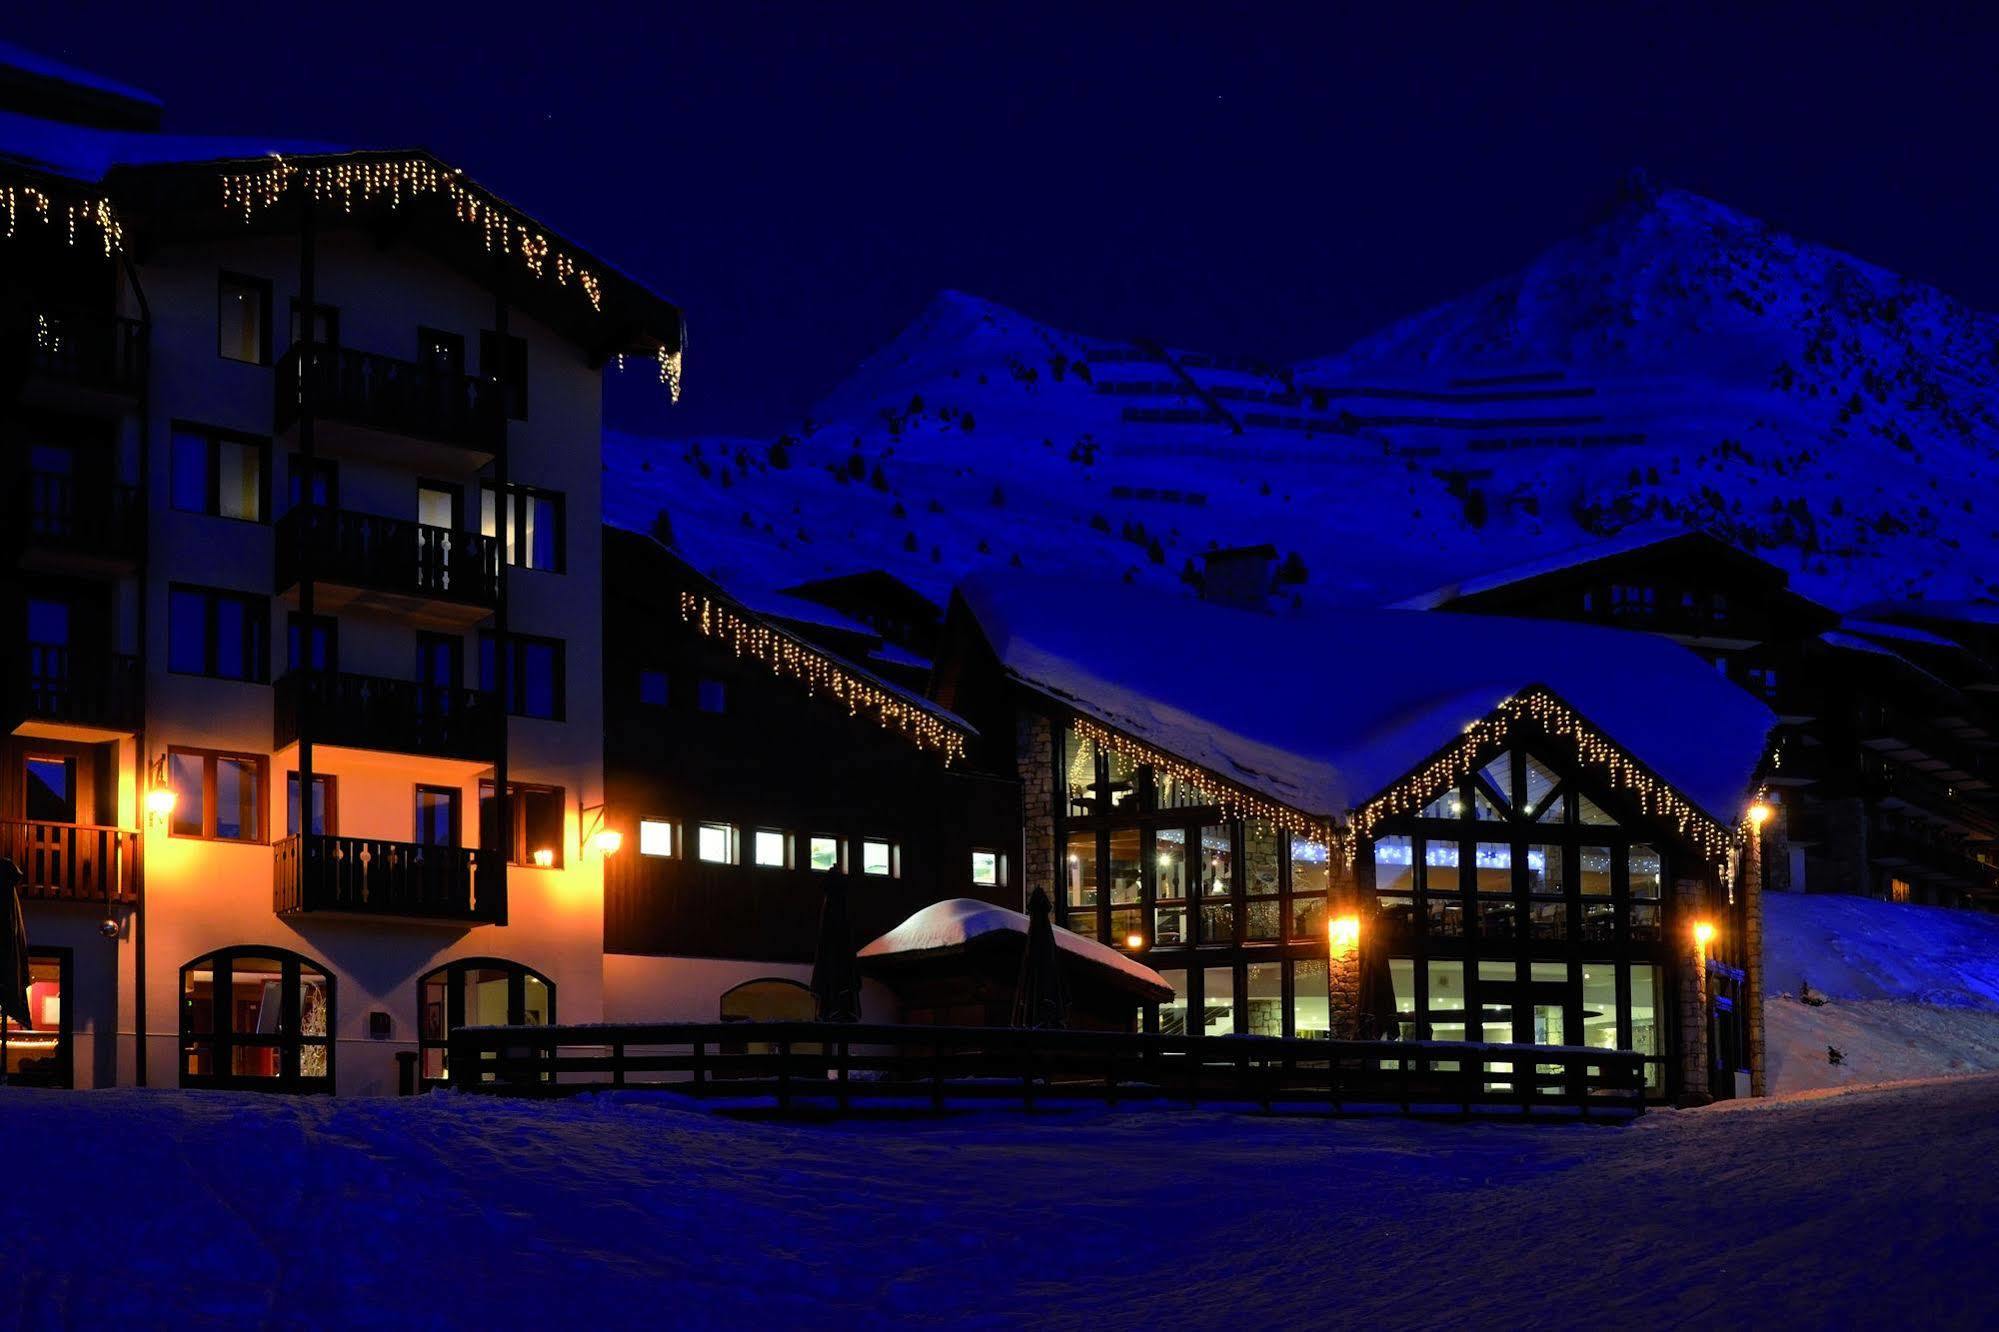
[0,106,344,183]
[1389,524,1753,610]
[1819,631,1951,689]
[859,898,1172,996]
[0,42,161,115]
[958,571,1776,826]
[1840,618,1966,650]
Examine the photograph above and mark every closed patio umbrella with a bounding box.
[1011,885,1070,1029]
[2,859,29,1032]
[810,868,861,1022]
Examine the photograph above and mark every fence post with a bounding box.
[613,1039,626,1089]
[692,1036,705,1096]
[395,1049,418,1097]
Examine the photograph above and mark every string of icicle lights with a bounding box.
[1,182,123,256]
[220,154,682,402]
[1066,715,1332,844]
[680,591,966,763]
[1348,685,1740,868]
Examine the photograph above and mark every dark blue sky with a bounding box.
[18,5,1999,438]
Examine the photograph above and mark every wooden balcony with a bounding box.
[6,644,142,734]
[275,341,503,465]
[0,819,138,904]
[9,308,146,411]
[274,834,504,924]
[8,470,145,571]
[276,505,498,626]
[273,668,500,761]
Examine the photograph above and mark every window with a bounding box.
[415,786,460,847]
[1154,827,1188,946]
[288,299,338,351]
[480,330,529,419]
[479,632,564,720]
[1243,820,1281,942]
[23,755,76,823]
[168,585,268,681]
[285,772,336,837]
[417,483,459,530]
[218,271,271,364]
[971,849,1006,887]
[1289,834,1328,940]
[1,949,71,1088]
[697,678,727,714]
[171,425,267,521]
[638,819,674,857]
[418,958,553,1084]
[1065,830,1097,909]
[860,838,896,877]
[168,748,266,842]
[481,485,564,571]
[286,454,338,511]
[752,829,790,868]
[697,822,736,864]
[180,947,332,1091]
[418,327,465,376]
[286,612,337,673]
[479,781,565,868]
[807,836,840,872]
[638,669,670,707]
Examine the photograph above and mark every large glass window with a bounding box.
[1243,820,1281,942]
[1243,961,1283,1037]
[1201,967,1235,1036]
[180,947,332,1091]
[1580,962,1619,1054]
[479,781,566,868]
[481,484,564,571]
[418,958,554,1084]
[1423,840,1462,937]
[1630,844,1663,941]
[1198,825,1232,944]
[1389,958,1417,1040]
[1064,830,1098,910]
[1631,964,1664,1092]
[1107,827,1142,945]
[1154,828,1188,945]
[1062,729,1094,815]
[1426,961,1468,1041]
[1291,958,1330,1039]
[1156,968,1189,1036]
[1474,842,1514,938]
[1289,834,1329,940]
[168,748,264,843]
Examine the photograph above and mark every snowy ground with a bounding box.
[3,1075,1997,1329]
[1762,891,1999,1093]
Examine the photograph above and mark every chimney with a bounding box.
[1200,544,1277,612]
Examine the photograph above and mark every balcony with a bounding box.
[10,308,146,410]
[274,669,500,761]
[0,820,138,904]
[275,342,503,465]
[276,506,498,626]
[274,834,504,924]
[6,645,142,734]
[7,470,145,571]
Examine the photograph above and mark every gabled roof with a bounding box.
[956,571,1775,829]
[859,898,1173,1000]
[1390,525,1807,611]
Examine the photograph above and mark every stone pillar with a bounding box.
[1744,829,1768,1098]
[1675,877,1710,1106]
[1327,839,1362,1039]
[1015,712,1056,911]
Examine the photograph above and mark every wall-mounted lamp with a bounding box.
[1748,800,1773,828]
[1329,914,1361,956]
[1123,931,1146,951]
[1693,920,1717,949]
[581,801,621,858]
[145,755,176,828]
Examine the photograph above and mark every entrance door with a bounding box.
[1477,976,1573,1095]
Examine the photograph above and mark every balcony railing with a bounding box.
[274,834,504,924]
[8,644,142,732]
[275,342,503,452]
[274,669,500,760]
[276,505,499,608]
[16,309,147,397]
[0,820,138,904]
[9,470,145,563]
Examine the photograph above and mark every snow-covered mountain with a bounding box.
[606,182,1999,617]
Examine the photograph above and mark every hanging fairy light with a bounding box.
[680,591,967,763]
[0,181,124,256]
[1348,685,1742,867]
[1066,715,1332,844]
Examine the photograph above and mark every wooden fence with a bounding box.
[444,1021,1647,1122]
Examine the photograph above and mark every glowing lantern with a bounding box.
[532,848,556,868]
[1124,932,1146,951]
[590,829,624,857]
[1693,920,1716,949]
[1328,914,1361,956]
[145,788,177,826]
[1748,801,1773,828]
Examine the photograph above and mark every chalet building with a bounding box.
[1398,528,1999,909]
[597,529,1021,1024]
[1,51,683,1090]
[931,569,1776,1102]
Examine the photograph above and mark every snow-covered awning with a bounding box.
[860,898,1173,1000]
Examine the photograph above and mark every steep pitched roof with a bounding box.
[956,571,1775,828]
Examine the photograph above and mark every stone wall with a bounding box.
[1675,876,1710,1105]
[1016,712,1056,909]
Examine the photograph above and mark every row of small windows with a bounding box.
[636,669,727,713]
[637,821,903,877]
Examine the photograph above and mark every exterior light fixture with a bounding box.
[1693,920,1716,949]
[1748,801,1773,828]
[1124,931,1146,951]
[145,787,177,827]
[589,829,623,856]
[1329,914,1361,955]
[532,848,556,869]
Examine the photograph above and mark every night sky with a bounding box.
[16,5,1999,439]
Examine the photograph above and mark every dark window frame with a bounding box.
[478,779,566,868]
[417,957,556,1086]
[170,422,272,523]
[285,770,338,837]
[479,483,567,573]
[178,945,335,1093]
[0,947,73,1088]
[479,329,529,420]
[217,270,273,365]
[167,583,270,682]
[167,746,270,844]
[479,631,565,721]
[414,783,463,848]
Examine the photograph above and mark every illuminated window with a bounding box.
[1890,877,1911,904]
[217,271,270,364]
[808,836,840,872]
[638,819,674,857]
[971,849,1006,887]
[697,823,735,864]
[860,839,895,877]
[752,829,790,868]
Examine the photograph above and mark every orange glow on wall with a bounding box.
[1329,914,1361,955]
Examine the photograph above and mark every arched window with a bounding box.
[180,947,334,1092]
[719,977,816,1022]
[418,958,555,1083]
